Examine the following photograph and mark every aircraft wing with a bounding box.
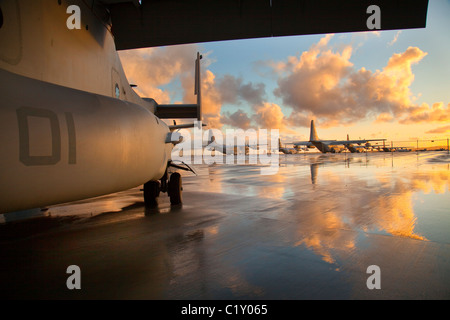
[105,0,429,50]
[293,141,314,146]
[343,139,386,144]
[333,139,386,144]
[332,139,386,145]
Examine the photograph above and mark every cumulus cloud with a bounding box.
[426,125,450,134]
[272,34,431,126]
[220,109,253,129]
[120,45,226,128]
[274,40,354,119]
[180,69,224,128]
[285,112,312,128]
[119,36,448,137]
[220,103,295,133]
[119,45,199,104]
[375,112,394,123]
[119,46,270,130]
[400,102,450,124]
[252,103,285,129]
[181,70,269,129]
[216,75,266,106]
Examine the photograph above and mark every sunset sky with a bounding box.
[119,0,450,143]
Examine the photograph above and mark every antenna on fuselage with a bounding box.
[194,52,202,121]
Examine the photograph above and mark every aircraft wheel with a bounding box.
[168,172,182,205]
[144,180,160,207]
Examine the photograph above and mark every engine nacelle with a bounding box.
[0,69,172,213]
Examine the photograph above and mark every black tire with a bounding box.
[168,172,182,205]
[144,180,160,207]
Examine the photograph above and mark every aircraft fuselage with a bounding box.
[311,141,345,153]
[0,0,173,213]
[0,68,171,212]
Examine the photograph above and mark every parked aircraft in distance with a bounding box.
[205,130,250,155]
[345,135,374,153]
[292,120,386,154]
[279,139,314,154]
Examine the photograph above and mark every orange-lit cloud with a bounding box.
[216,74,266,106]
[180,68,224,128]
[252,102,285,130]
[426,125,450,134]
[272,35,434,128]
[118,37,448,137]
[274,35,354,122]
[375,112,394,123]
[401,102,450,124]
[118,45,199,104]
[220,109,253,129]
[119,46,270,130]
[119,45,227,128]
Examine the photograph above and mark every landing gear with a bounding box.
[143,180,160,207]
[168,172,182,205]
[143,161,193,208]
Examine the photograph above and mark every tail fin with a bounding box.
[155,52,202,120]
[310,120,319,141]
[194,52,202,120]
[207,129,215,145]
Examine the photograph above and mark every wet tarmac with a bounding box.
[1,152,450,300]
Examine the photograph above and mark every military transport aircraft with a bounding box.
[292,120,386,153]
[279,139,313,154]
[204,130,251,156]
[0,0,428,214]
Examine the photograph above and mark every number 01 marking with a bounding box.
[17,106,76,166]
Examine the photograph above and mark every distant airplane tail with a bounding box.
[310,120,319,141]
[207,129,215,145]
